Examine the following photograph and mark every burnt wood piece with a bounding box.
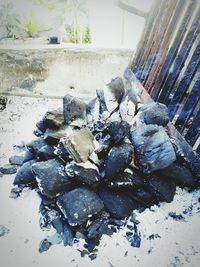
[168,40,200,120]
[140,0,177,85]
[144,0,187,93]
[137,0,167,81]
[157,7,200,103]
[174,76,200,132]
[185,110,200,146]
[150,0,198,99]
[132,0,160,71]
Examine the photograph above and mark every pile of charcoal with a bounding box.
[8,75,200,255]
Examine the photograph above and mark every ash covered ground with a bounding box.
[0,96,200,267]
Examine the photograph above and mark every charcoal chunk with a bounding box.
[36,120,46,133]
[158,163,194,188]
[131,124,176,173]
[0,225,10,237]
[132,188,156,205]
[147,175,176,203]
[105,144,133,179]
[86,97,100,124]
[87,218,109,239]
[54,142,71,162]
[65,161,101,187]
[103,77,124,114]
[57,187,104,226]
[126,225,141,248]
[23,149,35,163]
[63,223,74,246]
[43,109,64,130]
[119,88,138,124]
[32,159,72,198]
[9,155,24,166]
[0,96,7,111]
[39,238,52,253]
[26,138,47,156]
[168,212,184,221]
[13,160,37,185]
[107,121,130,145]
[96,89,108,116]
[0,164,18,175]
[63,94,87,126]
[98,189,139,218]
[37,145,56,160]
[44,128,68,146]
[106,168,144,188]
[140,102,169,126]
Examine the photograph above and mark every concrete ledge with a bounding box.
[0,45,133,98]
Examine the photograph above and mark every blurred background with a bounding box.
[0,0,155,49]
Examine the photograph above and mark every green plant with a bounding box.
[0,3,24,39]
[82,25,91,44]
[24,16,49,38]
[65,23,91,44]
[25,20,39,37]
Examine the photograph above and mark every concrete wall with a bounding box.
[0,46,133,99]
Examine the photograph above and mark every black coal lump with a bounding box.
[63,94,86,124]
[107,76,125,103]
[132,188,157,206]
[43,130,62,146]
[9,155,24,166]
[107,120,130,145]
[98,189,139,219]
[158,162,194,188]
[126,225,141,248]
[57,187,104,226]
[32,159,73,198]
[86,217,109,239]
[139,102,169,126]
[104,143,133,179]
[43,109,64,130]
[13,159,37,185]
[96,89,108,115]
[39,238,52,253]
[54,142,71,162]
[26,138,47,156]
[106,168,144,188]
[63,222,74,246]
[131,124,176,173]
[23,149,35,163]
[65,161,101,187]
[36,120,46,133]
[147,175,176,203]
[0,164,18,175]
[37,145,56,160]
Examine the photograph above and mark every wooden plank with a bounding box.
[144,0,186,93]
[150,0,198,99]
[185,109,200,146]
[168,39,200,120]
[134,0,167,80]
[141,0,178,86]
[137,0,168,82]
[132,0,160,73]
[174,76,200,132]
[157,7,200,103]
